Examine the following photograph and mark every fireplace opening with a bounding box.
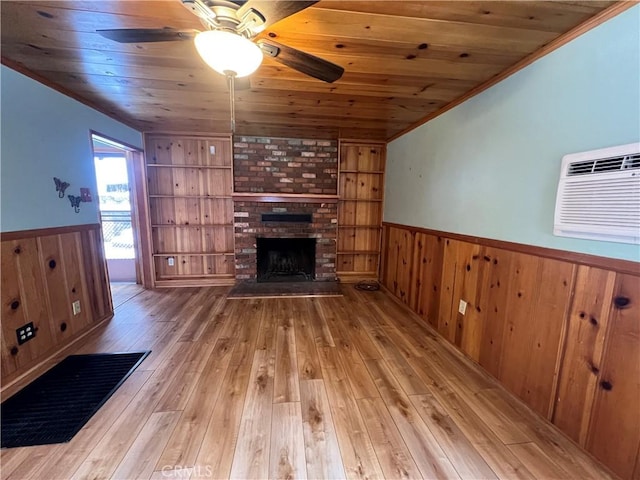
[256,238,316,282]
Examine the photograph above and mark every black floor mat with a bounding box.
[1,351,150,448]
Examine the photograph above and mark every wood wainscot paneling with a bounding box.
[380,221,640,479]
[1,224,112,388]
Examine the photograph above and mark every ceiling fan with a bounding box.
[97,0,344,83]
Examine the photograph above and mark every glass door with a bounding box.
[94,154,136,282]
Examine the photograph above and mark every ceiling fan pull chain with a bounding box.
[226,72,236,133]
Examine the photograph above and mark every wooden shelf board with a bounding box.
[232,192,339,203]
[147,164,232,169]
[155,273,235,279]
[337,250,381,255]
[338,225,382,228]
[151,224,232,228]
[339,198,383,202]
[339,170,385,174]
[149,195,233,199]
[153,252,235,256]
[336,272,379,282]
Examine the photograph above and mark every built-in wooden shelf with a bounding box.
[153,252,235,257]
[340,198,383,202]
[337,250,381,255]
[149,195,233,199]
[337,141,386,279]
[232,192,339,203]
[145,134,235,286]
[151,224,232,228]
[338,225,383,228]
[147,164,232,169]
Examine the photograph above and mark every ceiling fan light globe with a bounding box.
[194,30,263,78]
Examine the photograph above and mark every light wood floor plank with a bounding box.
[508,442,573,480]
[195,361,252,479]
[319,356,385,479]
[365,358,461,479]
[274,314,301,403]
[110,282,144,308]
[299,379,346,480]
[155,337,234,469]
[294,300,323,380]
[357,396,423,479]
[269,402,307,480]
[70,355,189,480]
[1,286,615,480]
[229,349,275,480]
[405,355,536,480]
[409,393,498,480]
[112,411,180,480]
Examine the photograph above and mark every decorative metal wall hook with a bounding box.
[53,177,70,198]
[68,194,83,213]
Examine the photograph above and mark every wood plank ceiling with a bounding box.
[0,0,617,141]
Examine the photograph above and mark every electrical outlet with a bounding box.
[16,322,36,345]
[458,299,467,315]
[209,145,216,155]
[168,257,175,266]
[72,300,81,315]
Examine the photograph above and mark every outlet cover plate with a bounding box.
[458,299,467,315]
[16,322,36,345]
[72,300,81,315]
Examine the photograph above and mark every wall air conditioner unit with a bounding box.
[554,142,640,244]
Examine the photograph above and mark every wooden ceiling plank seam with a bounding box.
[0,0,625,141]
[387,0,636,141]
[267,8,560,54]
[313,1,613,33]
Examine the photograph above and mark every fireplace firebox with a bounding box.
[256,238,316,282]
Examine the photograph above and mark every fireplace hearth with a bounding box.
[257,238,316,282]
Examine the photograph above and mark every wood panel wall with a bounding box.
[1,224,112,387]
[380,222,640,479]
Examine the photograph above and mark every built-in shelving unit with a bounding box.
[337,141,386,281]
[144,134,235,287]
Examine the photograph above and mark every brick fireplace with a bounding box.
[232,136,338,281]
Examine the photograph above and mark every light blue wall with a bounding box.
[385,6,640,262]
[1,66,142,232]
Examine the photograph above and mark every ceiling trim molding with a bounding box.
[1,56,140,133]
[386,0,637,143]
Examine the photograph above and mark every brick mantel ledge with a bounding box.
[232,192,339,203]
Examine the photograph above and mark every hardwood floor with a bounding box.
[0,285,616,480]
[110,282,145,309]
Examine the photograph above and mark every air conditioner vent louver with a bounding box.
[567,153,640,176]
[554,142,640,244]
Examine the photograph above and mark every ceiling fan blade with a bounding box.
[258,40,344,83]
[238,1,318,29]
[97,28,199,44]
